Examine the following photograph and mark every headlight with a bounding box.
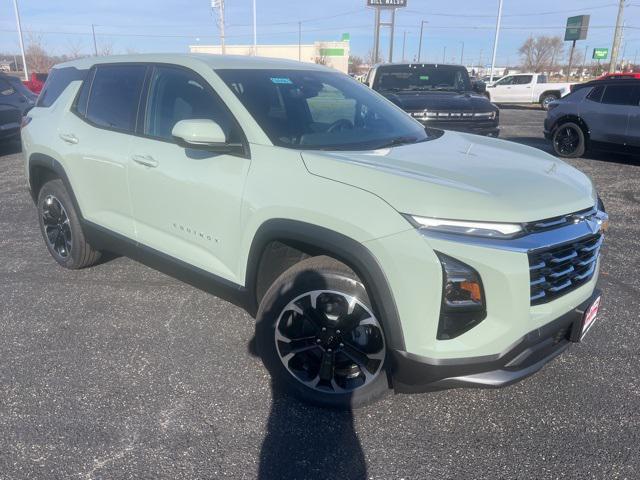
[436,253,486,340]
[407,215,523,239]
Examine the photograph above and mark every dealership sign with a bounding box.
[592,48,609,60]
[565,15,590,41]
[367,0,407,7]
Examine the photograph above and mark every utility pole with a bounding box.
[298,21,302,61]
[92,24,98,56]
[489,0,504,83]
[417,20,427,63]
[12,0,28,81]
[460,41,465,65]
[442,46,446,63]
[402,31,407,62]
[609,0,625,73]
[581,44,589,78]
[252,0,257,55]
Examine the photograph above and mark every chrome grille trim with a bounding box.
[528,233,602,305]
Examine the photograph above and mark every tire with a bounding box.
[552,122,586,158]
[256,256,390,409]
[37,178,101,269]
[540,93,560,110]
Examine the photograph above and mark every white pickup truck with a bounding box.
[485,73,574,110]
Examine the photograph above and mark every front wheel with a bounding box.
[552,122,586,158]
[256,256,389,409]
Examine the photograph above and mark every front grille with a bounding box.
[529,234,602,305]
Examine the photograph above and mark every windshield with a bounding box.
[372,65,472,93]
[216,69,431,151]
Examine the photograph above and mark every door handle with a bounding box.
[131,154,159,168]
[59,133,79,144]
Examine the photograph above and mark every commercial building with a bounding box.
[189,39,350,73]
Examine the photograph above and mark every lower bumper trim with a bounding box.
[391,289,600,393]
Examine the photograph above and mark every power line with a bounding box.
[404,3,620,18]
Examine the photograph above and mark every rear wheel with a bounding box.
[256,256,389,409]
[37,179,101,269]
[552,122,586,158]
[541,93,560,110]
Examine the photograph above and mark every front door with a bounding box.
[508,75,534,103]
[487,75,515,103]
[127,65,250,283]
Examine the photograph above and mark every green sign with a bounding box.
[319,48,345,57]
[565,15,590,41]
[593,48,609,60]
[341,33,350,41]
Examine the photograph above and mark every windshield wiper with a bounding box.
[376,136,419,149]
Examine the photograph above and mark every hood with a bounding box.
[381,91,494,112]
[302,132,595,223]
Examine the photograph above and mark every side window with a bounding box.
[37,67,87,108]
[305,83,356,126]
[74,68,95,117]
[144,66,240,142]
[0,78,15,96]
[600,85,639,106]
[514,75,533,85]
[586,85,605,103]
[537,75,548,84]
[86,64,146,132]
[495,76,513,86]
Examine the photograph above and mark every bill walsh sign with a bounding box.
[367,0,407,6]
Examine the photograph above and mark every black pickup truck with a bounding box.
[366,63,499,137]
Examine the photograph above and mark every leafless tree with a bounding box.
[348,55,364,75]
[98,41,114,56]
[25,34,55,73]
[365,49,383,66]
[519,36,564,73]
[66,39,85,59]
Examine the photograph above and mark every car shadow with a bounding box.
[248,268,368,480]
[0,138,21,157]
[497,104,544,111]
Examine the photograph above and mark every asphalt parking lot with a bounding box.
[1,107,639,480]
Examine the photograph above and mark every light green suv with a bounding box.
[22,54,607,408]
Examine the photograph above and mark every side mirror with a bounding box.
[172,119,227,146]
[472,81,486,94]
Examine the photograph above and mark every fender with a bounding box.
[28,153,84,216]
[246,219,406,351]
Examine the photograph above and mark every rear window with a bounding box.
[85,64,146,133]
[36,67,86,108]
[601,85,640,106]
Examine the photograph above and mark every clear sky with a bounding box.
[1,0,639,67]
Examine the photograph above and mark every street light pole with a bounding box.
[460,41,465,65]
[417,20,427,63]
[12,0,28,81]
[402,31,407,62]
[489,0,503,83]
[252,0,257,55]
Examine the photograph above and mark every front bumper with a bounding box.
[391,289,601,393]
[416,119,500,137]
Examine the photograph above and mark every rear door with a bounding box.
[623,85,640,147]
[583,83,638,145]
[127,65,250,281]
[62,64,146,238]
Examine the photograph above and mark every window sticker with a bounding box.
[419,75,429,81]
[270,77,293,85]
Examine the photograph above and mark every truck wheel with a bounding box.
[37,179,101,269]
[256,256,389,409]
[552,122,586,158]
[541,93,559,110]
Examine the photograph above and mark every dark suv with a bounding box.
[545,78,640,158]
[366,63,499,137]
[0,73,37,142]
